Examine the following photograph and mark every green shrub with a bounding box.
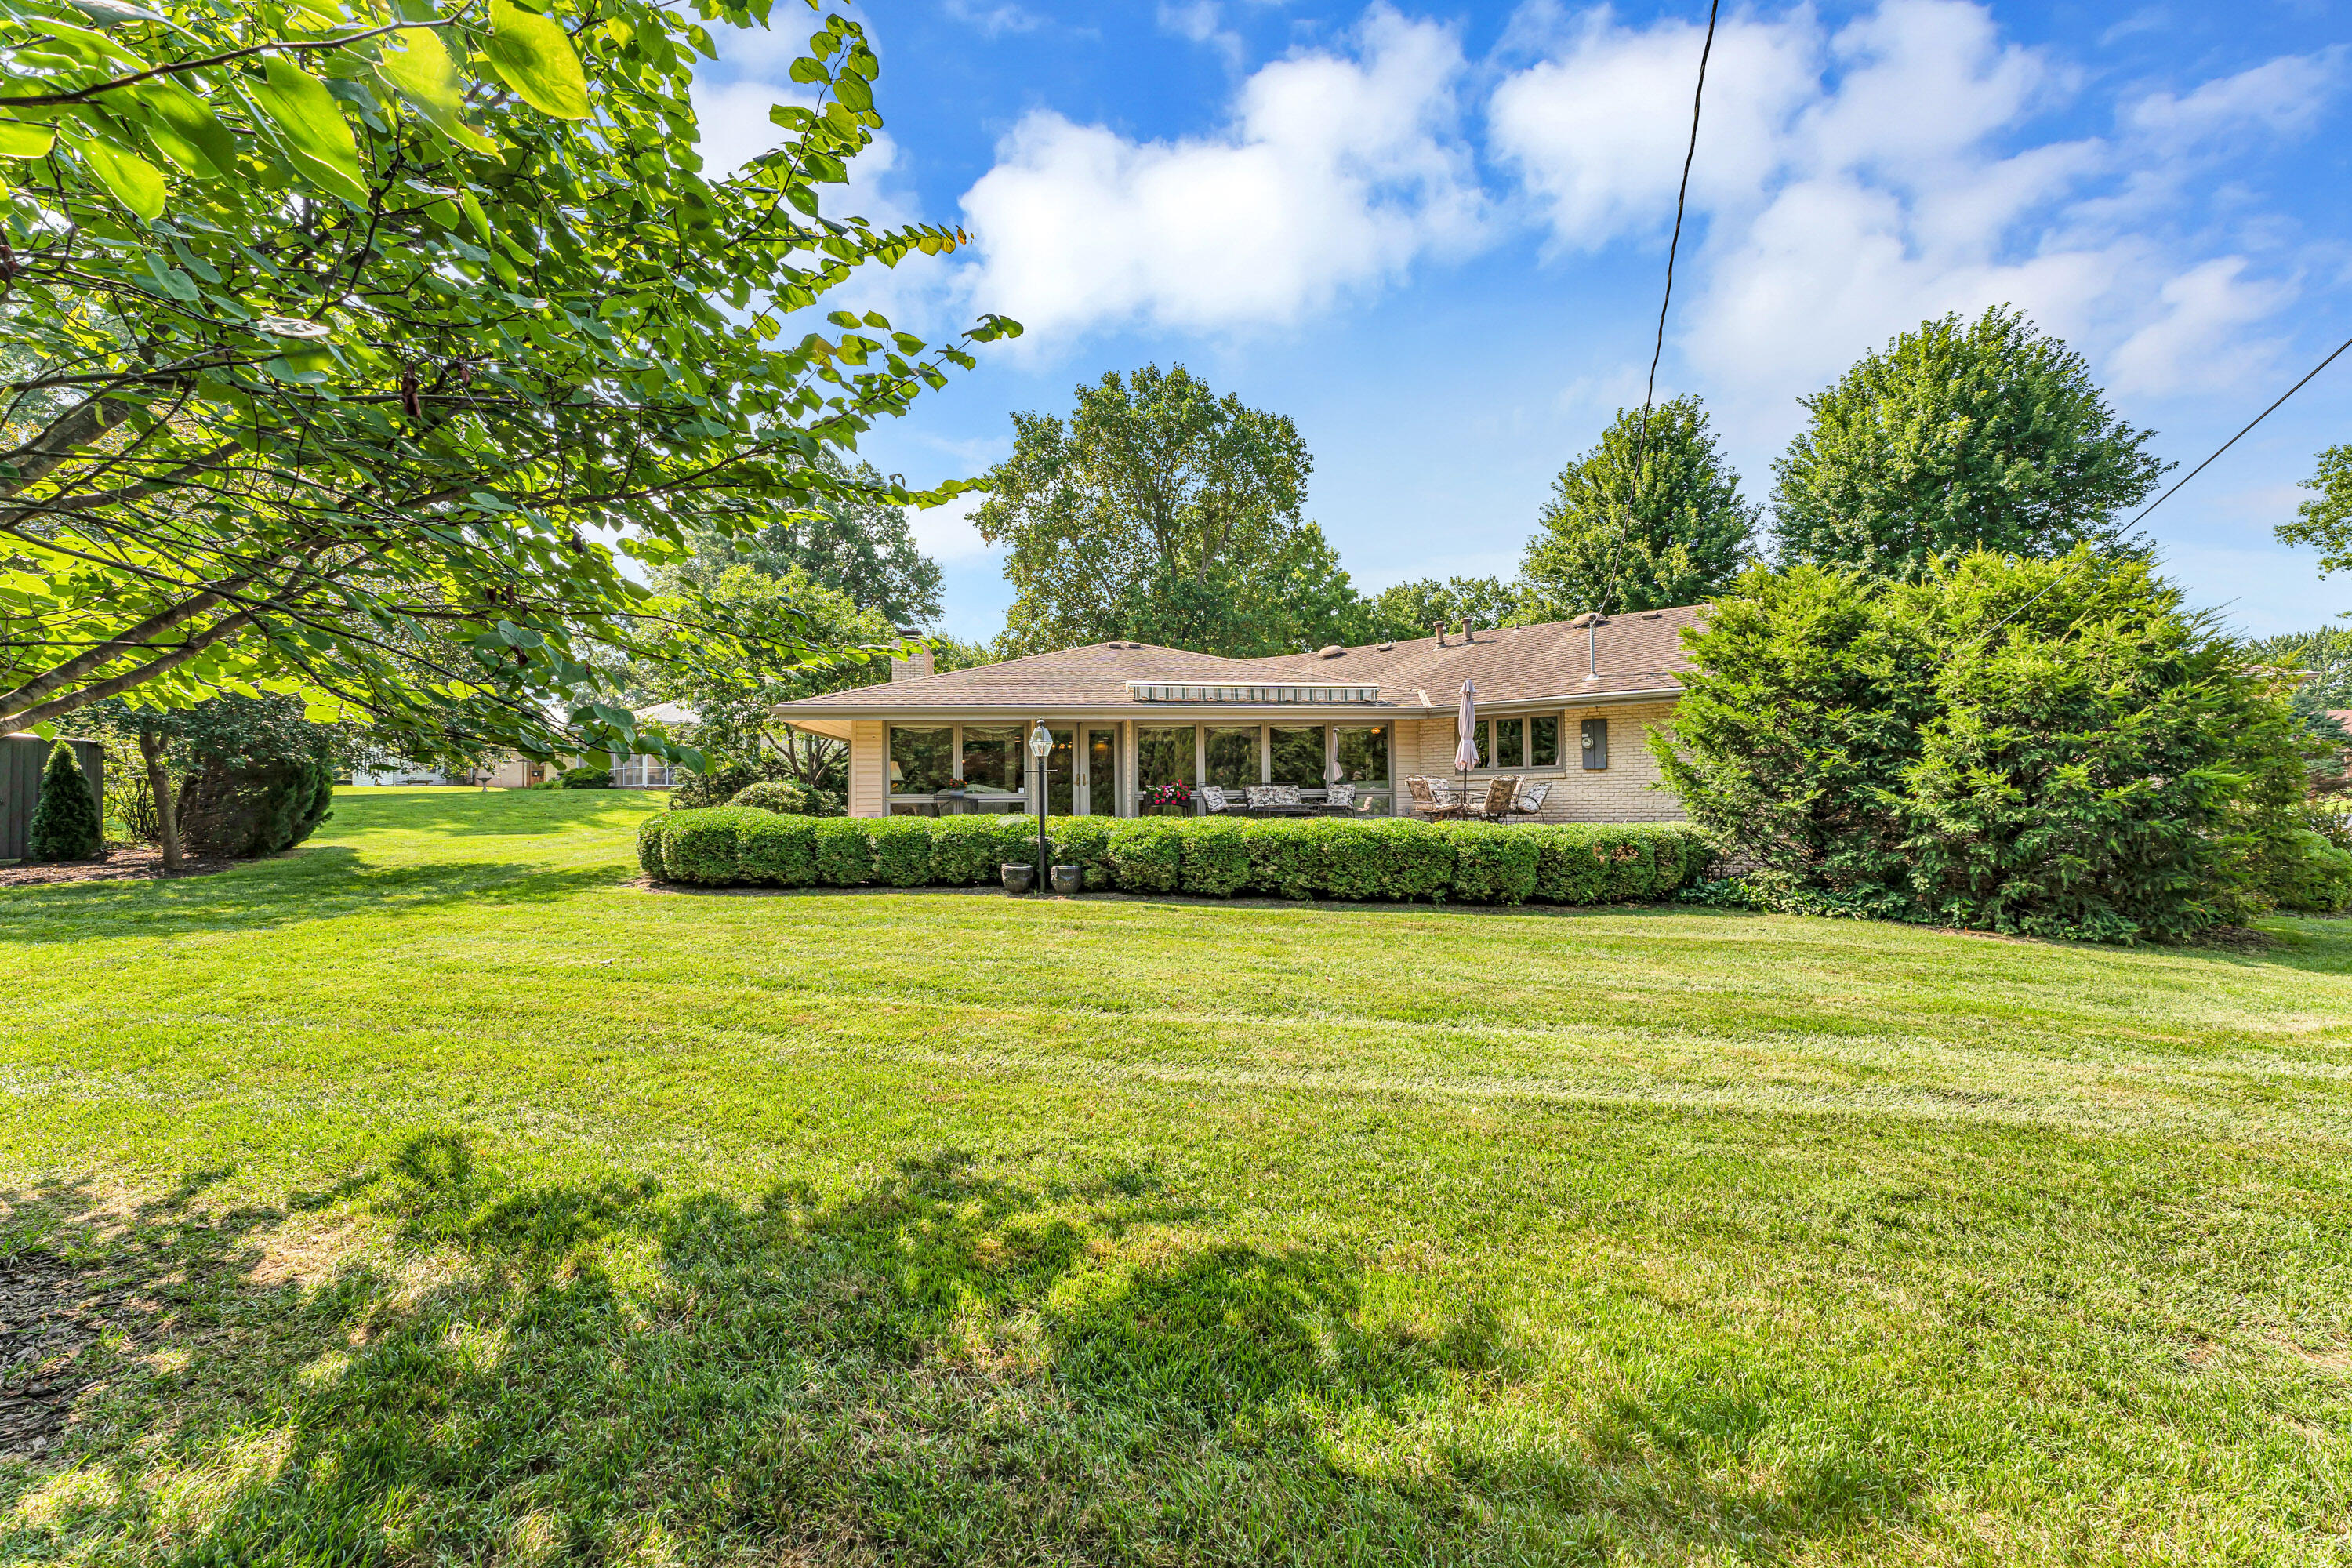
[27,741,103,861]
[637,811,670,879]
[2259,816,2352,914]
[1360,818,1453,902]
[1590,826,1657,902]
[731,779,818,815]
[737,811,816,887]
[870,818,935,887]
[1107,819,1183,893]
[1529,825,1605,904]
[929,815,1004,886]
[1239,816,1323,899]
[1047,815,1118,890]
[1661,552,2312,942]
[662,807,750,884]
[812,818,877,886]
[1307,820,1384,901]
[1436,822,1539,904]
[555,765,612,789]
[992,815,1044,876]
[668,760,758,809]
[1175,818,1252,897]
[177,753,334,859]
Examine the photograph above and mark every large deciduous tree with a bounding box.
[1772,307,2165,578]
[2277,443,2352,583]
[975,365,1346,657]
[656,448,944,626]
[0,0,1011,765]
[1520,395,1756,617]
[1363,575,1530,641]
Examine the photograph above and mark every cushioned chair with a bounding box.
[1507,782,1550,821]
[1474,776,1520,822]
[1319,782,1357,815]
[1197,786,1242,815]
[1406,777,1464,820]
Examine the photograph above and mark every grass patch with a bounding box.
[2,788,2349,1563]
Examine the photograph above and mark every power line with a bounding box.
[1603,0,1720,617]
[1968,328,2352,649]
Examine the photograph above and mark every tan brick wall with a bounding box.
[848,720,887,818]
[1392,700,1682,822]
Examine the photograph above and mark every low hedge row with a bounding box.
[639,809,1708,905]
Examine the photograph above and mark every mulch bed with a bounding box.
[0,845,238,888]
[0,1251,140,1466]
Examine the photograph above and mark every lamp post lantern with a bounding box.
[1028,721,1053,895]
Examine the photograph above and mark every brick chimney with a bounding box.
[889,628,933,681]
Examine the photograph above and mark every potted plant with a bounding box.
[1141,780,1193,818]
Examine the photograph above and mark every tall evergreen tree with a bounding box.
[1521,396,1757,617]
[1773,307,2165,578]
[27,742,103,862]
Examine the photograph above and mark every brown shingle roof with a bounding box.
[772,605,1705,716]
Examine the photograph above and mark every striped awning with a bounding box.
[1123,680,1381,704]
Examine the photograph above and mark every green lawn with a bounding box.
[4,788,2350,1565]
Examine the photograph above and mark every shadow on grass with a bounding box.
[0,849,619,942]
[0,1139,1918,1563]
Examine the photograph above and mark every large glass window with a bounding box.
[1203,726,1260,789]
[1044,727,1075,814]
[1493,717,1524,769]
[1530,715,1560,768]
[887,726,953,794]
[1136,725,1196,789]
[960,724,1025,795]
[1334,726,1388,786]
[1269,726,1325,789]
[1085,728,1117,816]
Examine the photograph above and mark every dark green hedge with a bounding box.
[642,811,1708,906]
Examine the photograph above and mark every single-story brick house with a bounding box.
[768,607,1704,822]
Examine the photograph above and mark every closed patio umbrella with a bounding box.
[1454,680,1479,818]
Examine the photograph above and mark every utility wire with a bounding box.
[1602,0,1720,618]
[1965,328,2352,651]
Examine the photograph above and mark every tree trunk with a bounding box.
[138,725,182,870]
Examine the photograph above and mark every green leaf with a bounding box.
[78,135,165,221]
[248,56,368,205]
[485,0,590,120]
[0,119,55,159]
[376,27,495,153]
[143,251,198,301]
[126,80,234,179]
[833,71,871,112]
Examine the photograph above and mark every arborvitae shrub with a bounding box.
[27,742,103,861]
[638,811,670,878]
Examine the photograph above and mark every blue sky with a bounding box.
[692,0,2352,640]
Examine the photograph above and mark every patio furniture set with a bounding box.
[1196,783,1359,818]
[1404,777,1551,822]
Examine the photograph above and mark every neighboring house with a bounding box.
[768,608,1704,822]
[349,702,695,789]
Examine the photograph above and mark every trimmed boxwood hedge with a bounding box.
[641,810,1709,906]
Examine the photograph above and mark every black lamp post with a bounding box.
[1028,721,1053,895]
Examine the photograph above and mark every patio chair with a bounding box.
[1505,781,1550,822]
[1245,784,1308,816]
[1317,782,1356,815]
[1474,776,1520,822]
[1405,776,1447,819]
[1197,786,1242,815]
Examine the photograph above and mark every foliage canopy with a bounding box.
[1658,551,2311,941]
[0,0,1011,766]
[1521,395,1755,618]
[1772,308,2165,579]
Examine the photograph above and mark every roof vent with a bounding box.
[1640,611,1663,620]
[1570,612,1598,627]
[1316,644,1345,659]
[1376,641,1395,651]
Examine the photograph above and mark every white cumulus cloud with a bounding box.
[956,5,1483,339]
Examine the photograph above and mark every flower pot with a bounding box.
[999,863,1035,894]
[1050,864,1083,895]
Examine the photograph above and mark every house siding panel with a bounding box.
[849,720,887,818]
